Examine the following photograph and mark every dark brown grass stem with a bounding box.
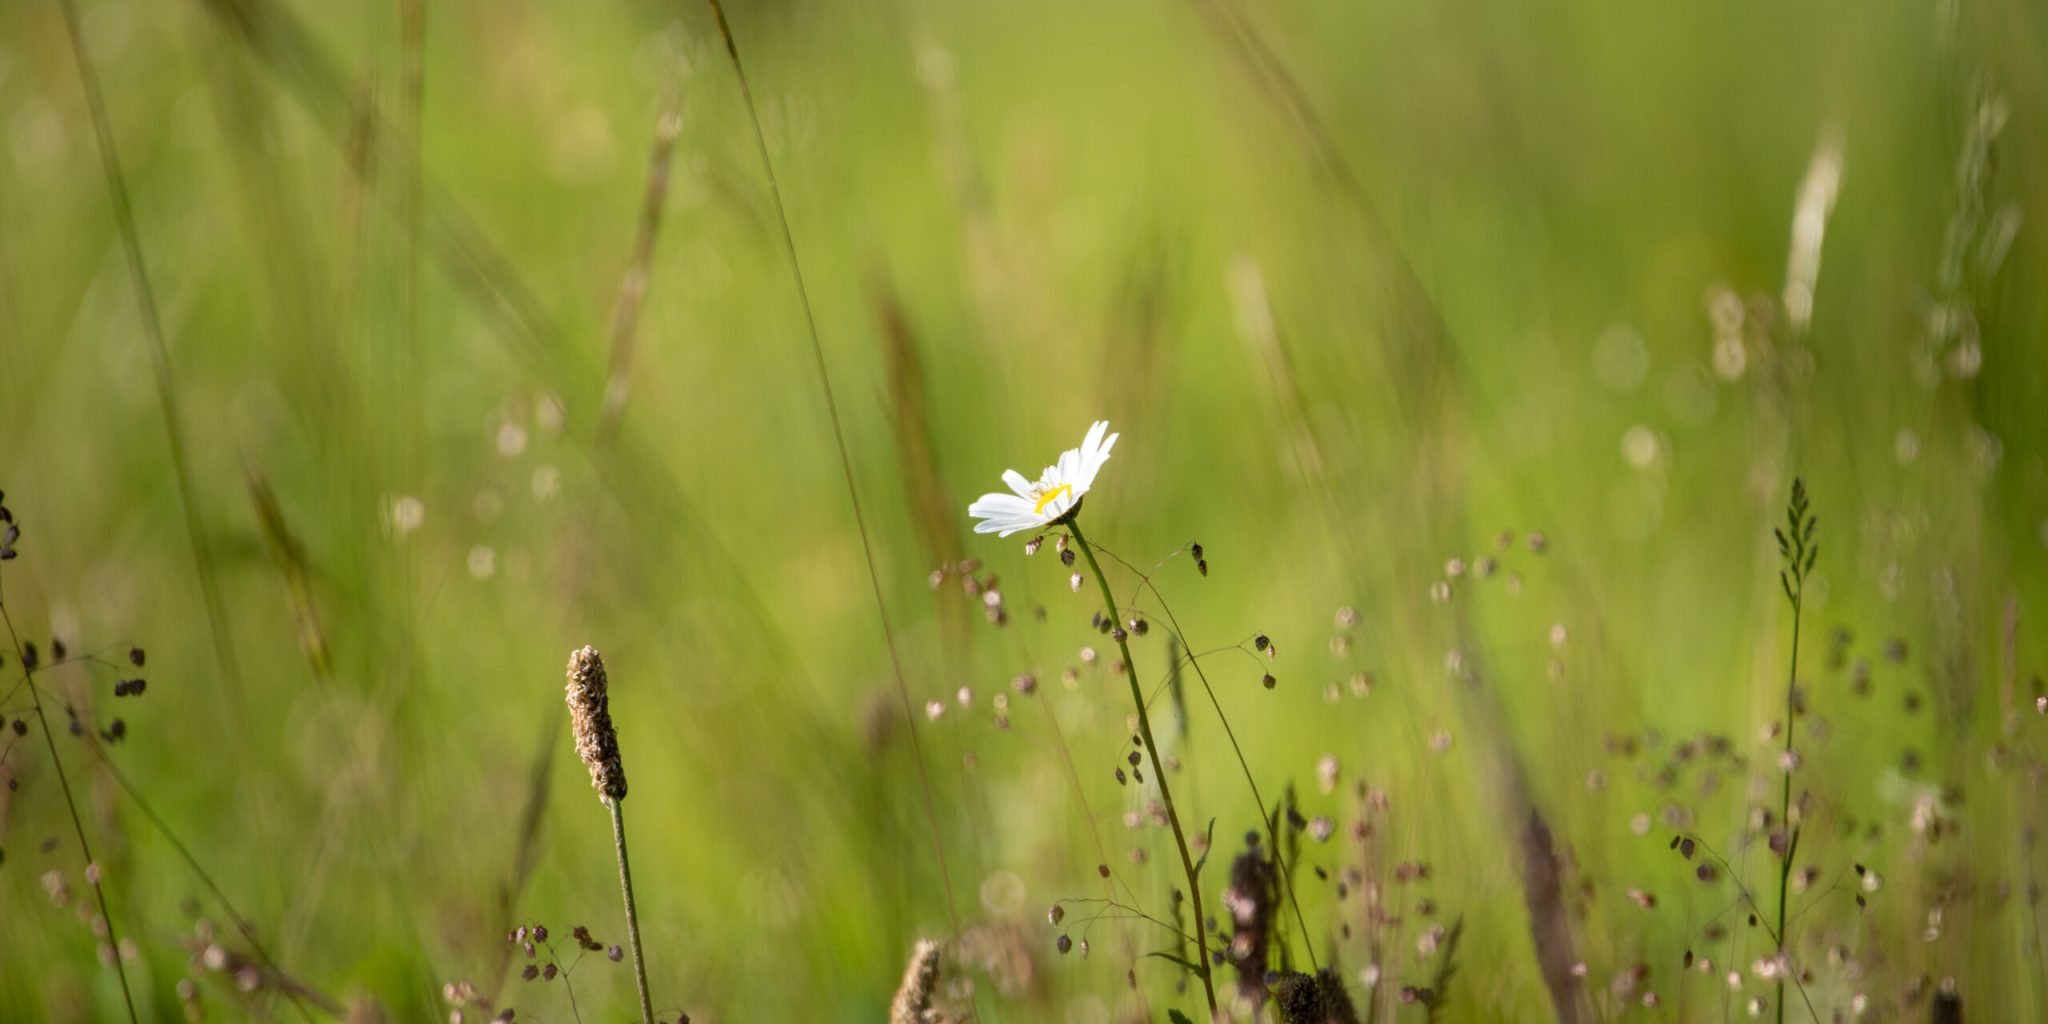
[0,604,140,1022]
[703,0,961,939]
[57,0,245,712]
[1064,518,1218,1014]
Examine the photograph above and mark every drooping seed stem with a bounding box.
[610,799,655,1024]
[1066,517,1219,1015]
[6,605,140,1023]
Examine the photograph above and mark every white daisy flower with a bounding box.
[967,420,1119,537]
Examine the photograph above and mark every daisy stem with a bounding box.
[1066,517,1219,1016]
[608,799,656,1024]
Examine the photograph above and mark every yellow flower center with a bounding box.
[1033,483,1073,516]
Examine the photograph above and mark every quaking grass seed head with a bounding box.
[566,645,628,803]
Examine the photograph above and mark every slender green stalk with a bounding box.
[1066,517,1218,1015]
[568,647,655,1024]
[609,800,656,1024]
[85,739,327,1022]
[1771,479,1815,1024]
[703,0,962,940]
[1774,589,1801,1024]
[56,0,245,713]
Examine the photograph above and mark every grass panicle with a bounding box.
[1065,516,1219,1014]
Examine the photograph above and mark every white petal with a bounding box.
[1075,428,1117,492]
[1002,469,1034,499]
[994,514,1047,537]
[1056,445,1082,488]
[1081,420,1109,462]
[969,492,1049,537]
[969,493,1035,518]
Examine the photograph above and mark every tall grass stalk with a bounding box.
[609,799,655,1024]
[704,0,963,938]
[1775,616,1800,1024]
[598,70,687,444]
[567,647,655,1024]
[1771,479,1816,1024]
[1065,518,1218,1014]
[57,0,244,711]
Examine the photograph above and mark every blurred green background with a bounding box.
[2,0,2046,1020]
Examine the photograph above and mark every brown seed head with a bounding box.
[889,938,943,1024]
[566,646,627,802]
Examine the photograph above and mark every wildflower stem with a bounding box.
[1066,517,1218,1015]
[608,798,656,1024]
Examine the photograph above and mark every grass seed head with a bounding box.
[565,646,627,803]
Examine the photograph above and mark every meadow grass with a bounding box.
[2,0,2047,1020]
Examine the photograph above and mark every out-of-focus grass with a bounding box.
[2,0,2045,1020]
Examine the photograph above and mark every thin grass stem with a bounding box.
[84,737,327,1021]
[703,0,962,939]
[56,0,245,713]
[610,799,656,1024]
[1775,590,1803,1024]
